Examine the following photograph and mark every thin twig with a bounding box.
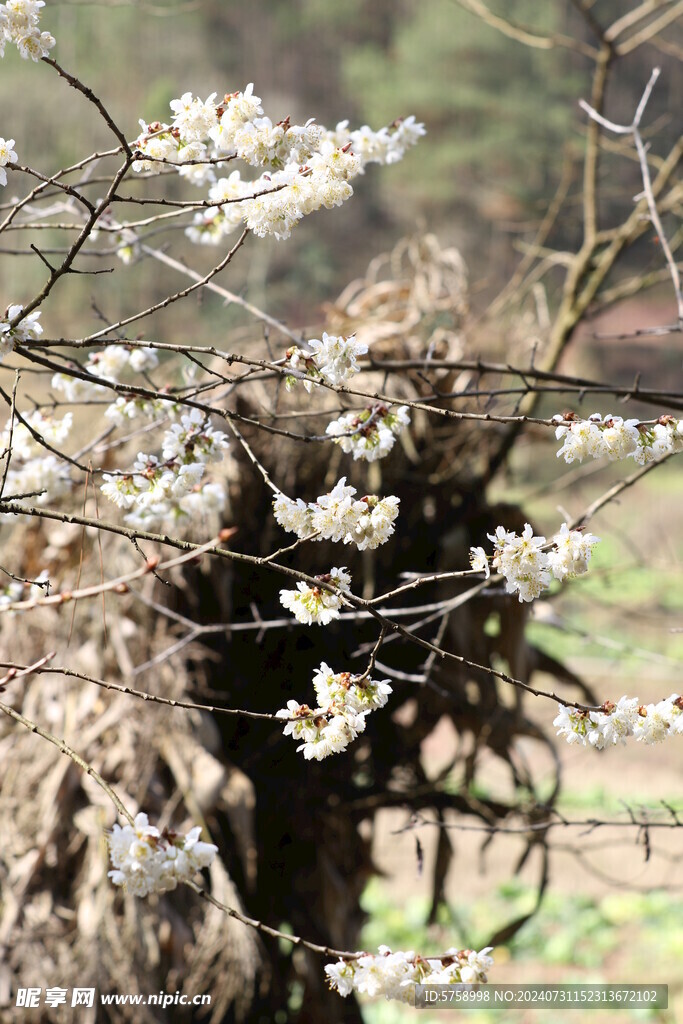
[0,370,20,501]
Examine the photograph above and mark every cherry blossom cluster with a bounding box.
[469,522,600,602]
[273,477,400,551]
[279,566,351,625]
[133,84,307,175]
[284,332,368,391]
[186,157,360,242]
[50,342,160,401]
[100,408,228,530]
[0,136,16,186]
[1,408,72,461]
[326,945,494,1003]
[326,404,410,462]
[0,342,183,515]
[241,148,359,240]
[276,662,392,761]
[0,0,55,61]
[0,569,48,611]
[554,694,683,749]
[554,412,683,465]
[132,85,423,241]
[104,395,178,427]
[107,812,218,898]
[0,453,71,513]
[327,116,427,169]
[0,304,42,361]
[0,408,74,514]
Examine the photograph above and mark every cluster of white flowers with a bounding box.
[1,408,72,460]
[327,115,427,170]
[0,0,55,61]
[98,343,160,376]
[0,569,48,611]
[326,945,493,1003]
[273,477,400,551]
[0,136,17,186]
[187,154,356,241]
[0,304,42,361]
[0,454,72,514]
[104,396,178,427]
[284,332,368,391]
[134,84,423,241]
[276,661,392,761]
[554,694,683,750]
[546,523,599,581]
[326,404,410,462]
[100,408,228,530]
[279,566,351,625]
[187,170,252,240]
[131,120,208,175]
[50,343,160,401]
[107,812,218,898]
[469,522,599,602]
[243,148,361,240]
[0,408,73,514]
[554,413,683,465]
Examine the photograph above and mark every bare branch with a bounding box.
[581,68,683,320]
[452,0,598,56]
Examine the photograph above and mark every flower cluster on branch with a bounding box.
[554,412,683,465]
[279,567,351,625]
[50,343,159,399]
[273,477,400,551]
[284,332,368,390]
[0,0,54,60]
[276,662,392,760]
[469,522,599,602]
[100,408,229,530]
[0,304,42,361]
[0,136,17,186]
[107,813,218,897]
[326,945,494,1003]
[133,83,425,241]
[554,694,683,749]
[325,404,410,462]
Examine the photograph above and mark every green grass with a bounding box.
[554,785,683,815]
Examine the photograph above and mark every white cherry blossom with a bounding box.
[0,0,55,60]
[554,412,681,465]
[325,945,492,1003]
[276,662,392,761]
[108,812,217,898]
[0,136,17,186]
[326,405,409,461]
[279,567,352,625]
[554,694,683,749]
